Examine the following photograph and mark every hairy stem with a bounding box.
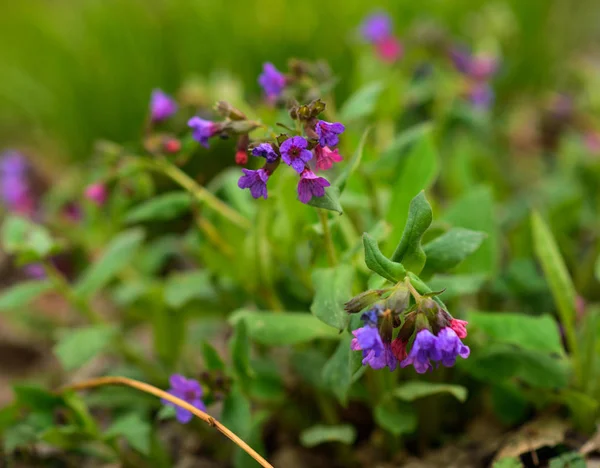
[319,209,337,266]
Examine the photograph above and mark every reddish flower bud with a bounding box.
[84,183,107,206]
[450,319,468,339]
[235,150,248,165]
[163,138,181,154]
[391,338,408,361]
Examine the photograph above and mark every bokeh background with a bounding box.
[2,0,600,162]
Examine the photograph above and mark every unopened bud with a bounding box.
[235,150,248,165]
[378,309,394,343]
[225,120,262,134]
[344,289,387,314]
[418,297,439,319]
[163,138,181,154]
[214,101,247,121]
[385,285,410,315]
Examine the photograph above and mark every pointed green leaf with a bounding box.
[339,81,383,122]
[390,191,433,274]
[74,229,145,298]
[230,310,339,346]
[163,270,216,308]
[0,280,53,311]
[105,413,151,455]
[595,255,600,282]
[125,192,191,223]
[322,334,361,405]
[230,320,254,388]
[308,186,343,214]
[201,341,226,371]
[393,382,468,402]
[386,135,438,252]
[363,233,406,282]
[300,424,357,447]
[310,265,354,330]
[374,398,417,436]
[53,325,117,371]
[422,228,487,276]
[221,385,252,438]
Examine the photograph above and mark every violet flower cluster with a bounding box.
[359,12,403,63]
[346,285,470,373]
[162,374,207,424]
[449,46,499,109]
[0,151,35,217]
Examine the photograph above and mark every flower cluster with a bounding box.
[237,97,345,203]
[359,12,403,63]
[0,151,36,217]
[449,46,499,109]
[346,283,470,373]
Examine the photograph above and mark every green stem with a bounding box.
[140,159,250,229]
[319,209,337,267]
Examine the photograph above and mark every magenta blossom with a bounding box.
[297,169,330,203]
[238,168,269,199]
[258,63,286,100]
[188,117,219,148]
[375,36,403,63]
[150,89,177,122]
[315,120,345,148]
[314,146,343,171]
[84,183,107,206]
[280,136,313,173]
[450,319,468,339]
[162,374,206,424]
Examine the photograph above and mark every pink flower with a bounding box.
[314,146,343,171]
[450,319,468,339]
[84,183,107,206]
[391,337,408,361]
[375,36,403,63]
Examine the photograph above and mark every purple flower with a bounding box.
[435,327,470,367]
[162,374,206,424]
[0,151,35,216]
[449,47,472,75]
[188,117,219,148]
[360,308,380,326]
[351,326,397,371]
[258,63,286,100]
[150,89,177,122]
[315,121,345,148]
[468,82,494,109]
[280,136,313,173]
[297,169,330,203]
[400,329,440,374]
[238,168,269,199]
[360,13,393,43]
[251,143,279,163]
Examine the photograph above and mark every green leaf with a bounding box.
[4,413,54,453]
[468,311,564,355]
[300,424,357,447]
[229,310,340,346]
[390,191,433,274]
[201,341,226,371]
[443,186,498,276]
[13,384,63,411]
[40,426,89,450]
[163,270,216,308]
[427,273,487,300]
[230,319,254,388]
[374,398,417,436]
[125,191,191,223]
[386,134,438,259]
[334,127,370,193]
[339,81,383,122]
[393,382,468,403]
[322,334,361,405]
[308,186,343,214]
[422,228,487,276]
[105,413,151,455]
[0,280,53,311]
[595,255,600,282]
[531,211,577,354]
[2,216,58,259]
[363,233,406,283]
[74,229,145,298]
[310,265,354,330]
[548,452,586,468]
[53,325,117,371]
[221,385,252,438]
[493,458,524,468]
[152,307,185,367]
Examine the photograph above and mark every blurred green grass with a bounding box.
[1,0,599,160]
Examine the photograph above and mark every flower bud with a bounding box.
[214,101,247,121]
[225,120,262,134]
[344,289,386,314]
[418,297,440,319]
[378,308,394,343]
[385,285,410,315]
[163,138,181,154]
[235,150,248,165]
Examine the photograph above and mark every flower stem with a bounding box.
[60,376,273,468]
[319,209,337,267]
[141,159,251,229]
